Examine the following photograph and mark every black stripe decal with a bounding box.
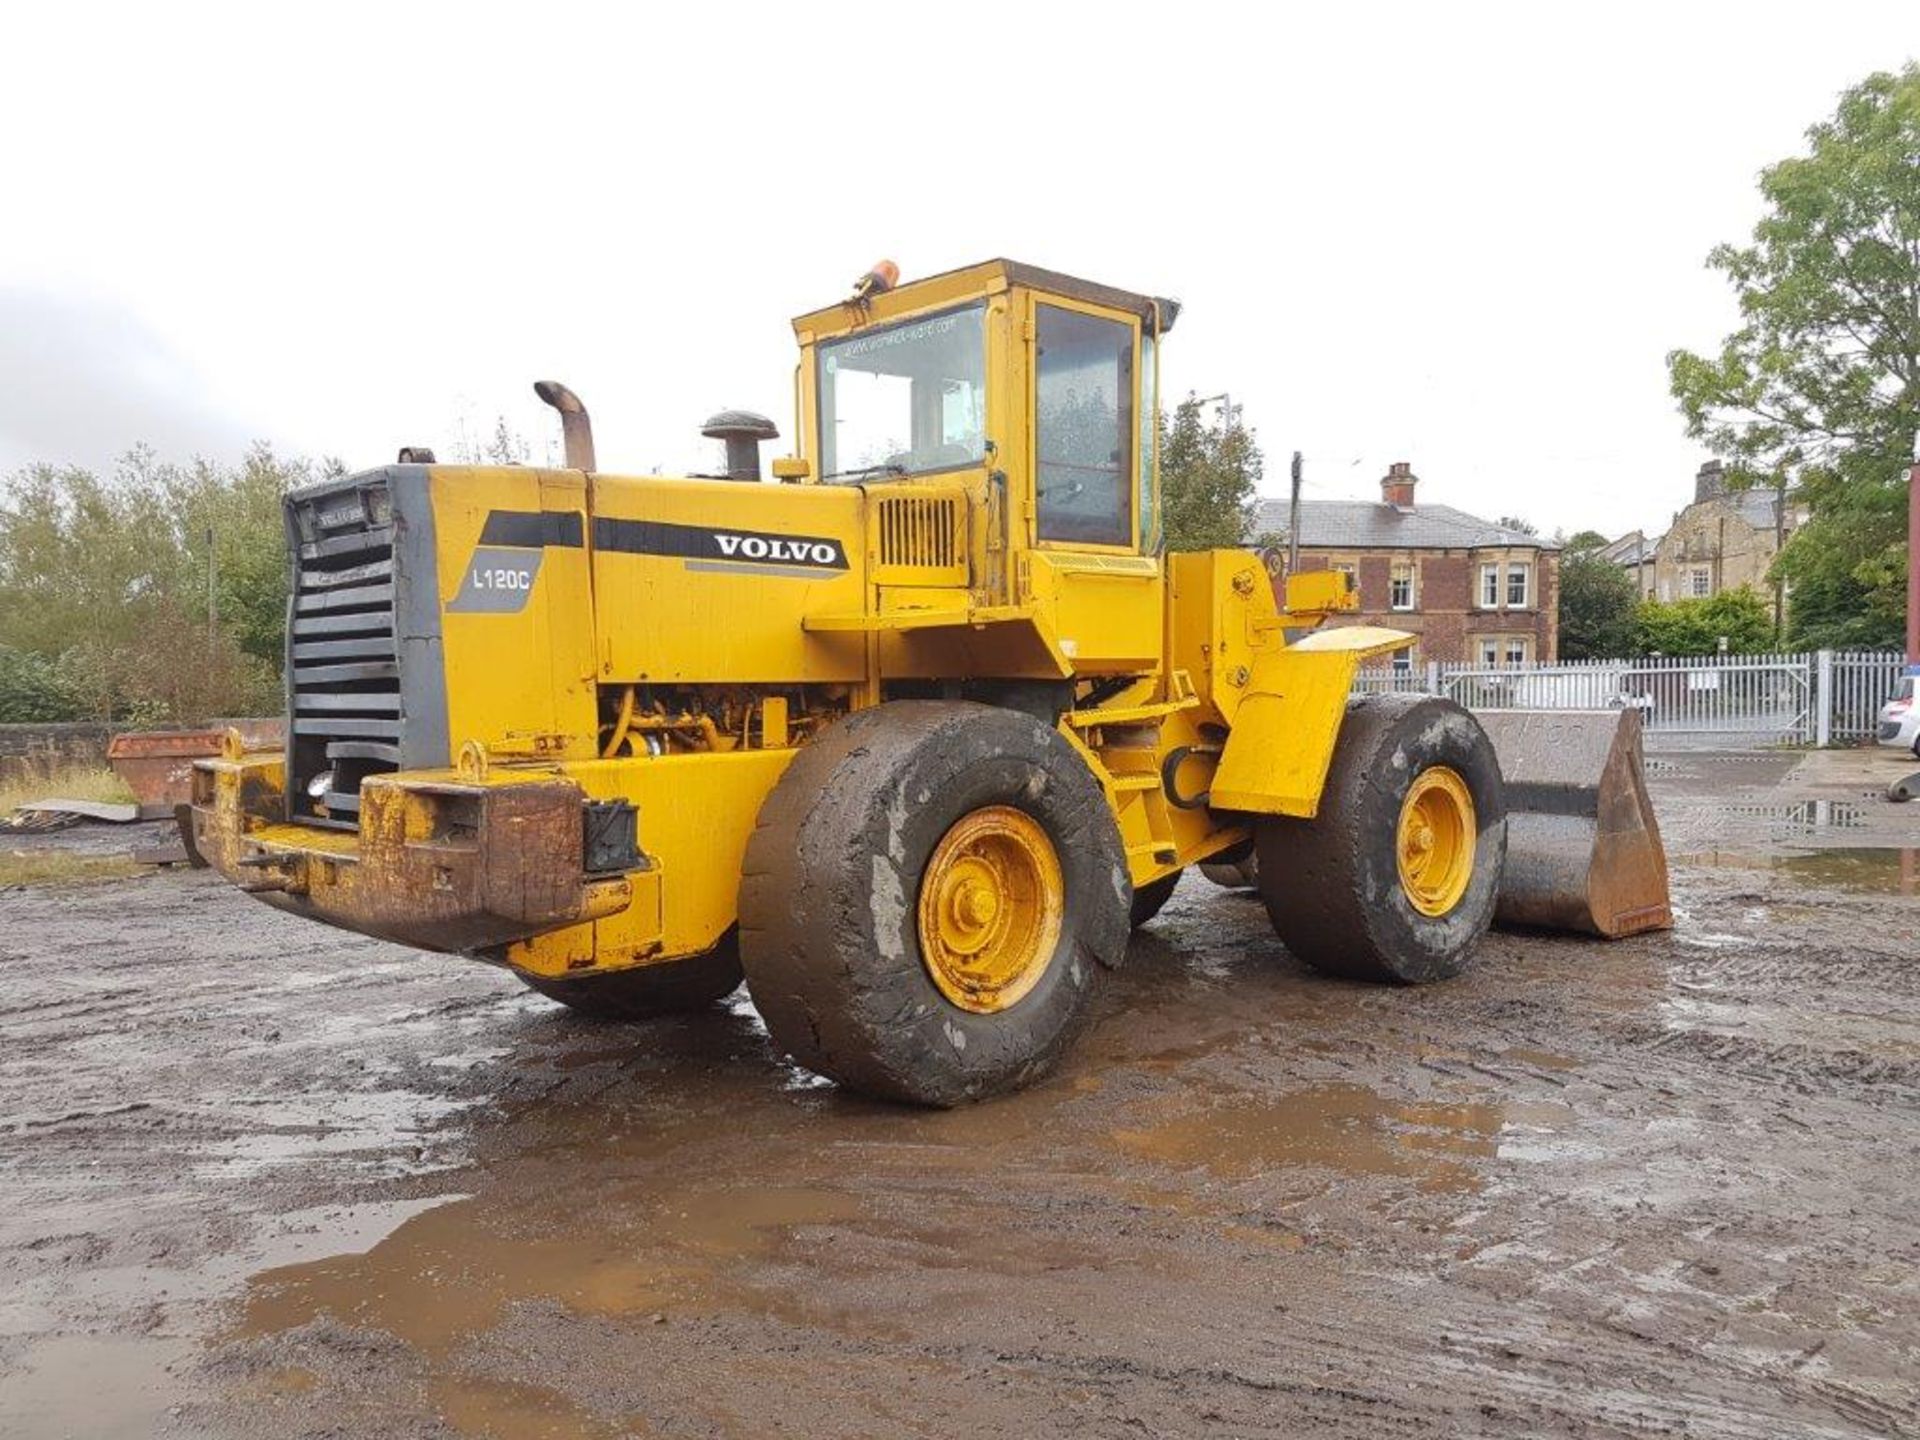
[479,509,584,548]
[592,517,849,572]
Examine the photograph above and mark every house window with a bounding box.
[1504,636,1530,666]
[1688,566,1712,598]
[1506,562,1530,608]
[1391,646,1414,675]
[1480,563,1501,608]
[1389,563,1415,611]
[1479,638,1501,666]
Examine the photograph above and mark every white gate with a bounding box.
[1351,648,1908,749]
[1435,654,1813,747]
[1827,650,1909,743]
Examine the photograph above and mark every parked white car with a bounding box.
[1507,669,1654,715]
[1877,672,1920,756]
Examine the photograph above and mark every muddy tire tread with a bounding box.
[738,701,1130,1106]
[1256,694,1505,984]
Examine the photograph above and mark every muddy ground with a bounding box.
[2,746,1917,1439]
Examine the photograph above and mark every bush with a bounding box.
[1634,586,1776,656]
[0,647,83,722]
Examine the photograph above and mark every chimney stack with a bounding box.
[1381,461,1417,509]
[1695,459,1727,503]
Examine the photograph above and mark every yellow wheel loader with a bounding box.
[189,258,1668,1106]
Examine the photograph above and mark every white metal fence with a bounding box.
[1827,650,1910,742]
[1353,649,1907,749]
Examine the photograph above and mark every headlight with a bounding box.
[307,769,335,799]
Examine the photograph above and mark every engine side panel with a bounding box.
[590,475,868,684]
[426,466,600,760]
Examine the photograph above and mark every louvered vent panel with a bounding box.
[285,482,403,827]
[873,492,967,585]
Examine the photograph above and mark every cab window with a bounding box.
[818,304,986,480]
[1036,305,1133,547]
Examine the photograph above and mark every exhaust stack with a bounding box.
[534,381,595,472]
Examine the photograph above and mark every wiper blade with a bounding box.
[820,462,906,482]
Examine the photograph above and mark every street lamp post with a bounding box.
[1193,392,1238,431]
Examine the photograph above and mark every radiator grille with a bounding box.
[286,482,401,825]
[874,492,965,582]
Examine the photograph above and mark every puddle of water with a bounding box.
[0,1333,187,1440]
[186,1089,479,1180]
[0,1193,470,1439]
[429,1373,634,1440]
[1108,1084,1540,1195]
[1716,800,1865,831]
[1676,932,1746,950]
[252,1194,471,1270]
[1675,847,1920,896]
[240,1184,867,1356]
[724,991,768,1037]
[1661,990,1920,1059]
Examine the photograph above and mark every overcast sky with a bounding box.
[2,3,1915,540]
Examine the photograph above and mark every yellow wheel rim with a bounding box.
[1395,766,1476,917]
[917,805,1063,1015]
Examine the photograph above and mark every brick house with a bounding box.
[1253,462,1561,669]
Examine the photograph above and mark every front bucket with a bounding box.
[1476,709,1672,939]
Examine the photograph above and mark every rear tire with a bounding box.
[1129,870,1182,927]
[1198,844,1258,890]
[1256,694,1505,984]
[739,702,1130,1107]
[520,935,743,1019]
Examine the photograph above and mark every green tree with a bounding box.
[1563,529,1610,553]
[1558,550,1641,658]
[1667,64,1920,651]
[1775,502,1910,648]
[159,444,308,665]
[1157,394,1264,552]
[1496,515,1539,536]
[0,447,312,721]
[1634,586,1776,656]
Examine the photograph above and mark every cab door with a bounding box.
[1022,292,1163,674]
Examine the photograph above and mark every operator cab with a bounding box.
[792,260,1176,559]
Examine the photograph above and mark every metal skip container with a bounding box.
[107,721,285,808]
[1477,708,1673,939]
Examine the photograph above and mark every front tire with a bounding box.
[1256,695,1505,984]
[739,702,1130,1106]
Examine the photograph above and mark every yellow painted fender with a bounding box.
[1208,626,1410,817]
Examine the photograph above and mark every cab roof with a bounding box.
[792,258,1180,340]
